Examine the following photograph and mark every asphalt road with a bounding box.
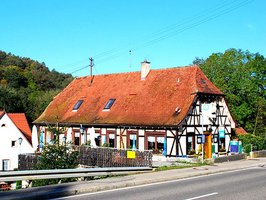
[55,166,266,200]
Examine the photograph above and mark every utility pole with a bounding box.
[201,112,204,163]
[89,57,94,77]
[129,50,132,68]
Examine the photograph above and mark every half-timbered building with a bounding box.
[34,61,235,157]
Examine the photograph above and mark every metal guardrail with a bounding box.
[0,167,152,182]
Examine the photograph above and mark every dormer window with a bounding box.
[73,100,84,111]
[104,98,116,110]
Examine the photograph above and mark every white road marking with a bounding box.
[184,192,218,200]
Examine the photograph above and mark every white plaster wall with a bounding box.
[138,129,145,151]
[221,99,236,128]
[226,134,231,150]
[166,130,176,156]
[138,129,145,137]
[138,137,145,151]
[101,128,106,135]
[0,114,34,170]
[179,135,187,155]
[166,137,175,155]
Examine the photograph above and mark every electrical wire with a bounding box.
[67,0,254,75]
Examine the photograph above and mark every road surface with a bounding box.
[55,166,266,200]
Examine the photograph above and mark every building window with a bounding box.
[106,131,116,148]
[127,131,138,149]
[2,160,9,171]
[74,132,80,145]
[104,98,116,110]
[145,132,165,154]
[73,100,84,111]
[95,132,101,147]
[11,141,16,147]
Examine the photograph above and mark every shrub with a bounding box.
[238,134,266,154]
[32,144,78,187]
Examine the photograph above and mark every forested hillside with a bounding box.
[195,48,266,138]
[0,50,74,123]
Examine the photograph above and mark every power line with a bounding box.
[70,65,89,74]
[67,0,254,75]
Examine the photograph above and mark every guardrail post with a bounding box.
[28,180,33,188]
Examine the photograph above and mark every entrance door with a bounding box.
[187,132,195,155]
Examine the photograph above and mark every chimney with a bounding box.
[141,60,150,80]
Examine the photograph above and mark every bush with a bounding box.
[32,144,79,187]
[238,134,266,154]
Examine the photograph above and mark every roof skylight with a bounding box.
[104,98,116,110]
[73,100,84,111]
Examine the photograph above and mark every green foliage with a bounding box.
[155,162,206,171]
[0,50,73,122]
[0,85,24,113]
[102,143,110,147]
[35,144,79,169]
[16,181,22,189]
[238,134,266,154]
[33,144,79,187]
[47,124,66,146]
[196,48,266,138]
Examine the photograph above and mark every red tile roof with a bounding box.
[8,113,32,144]
[35,66,223,127]
[235,127,247,135]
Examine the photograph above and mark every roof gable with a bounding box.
[8,113,32,144]
[35,66,223,126]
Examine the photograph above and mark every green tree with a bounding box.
[2,65,28,88]
[238,134,266,153]
[0,50,74,122]
[0,85,24,112]
[33,144,79,186]
[195,49,266,138]
[35,144,78,170]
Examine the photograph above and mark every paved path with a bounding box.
[1,158,266,200]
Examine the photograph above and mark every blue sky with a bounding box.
[0,0,265,76]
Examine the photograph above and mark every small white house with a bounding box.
[0,111,34,171]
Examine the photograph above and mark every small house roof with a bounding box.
[8,113,32,144]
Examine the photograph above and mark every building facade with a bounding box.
[34,62,235,157]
